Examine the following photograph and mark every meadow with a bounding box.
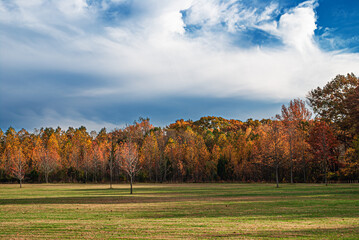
[0,183,358,239]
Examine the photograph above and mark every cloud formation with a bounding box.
[0,0,358,130]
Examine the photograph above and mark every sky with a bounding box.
[1,0,359,132]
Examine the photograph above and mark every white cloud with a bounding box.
[56,0,88,18]
[258,3,278,22]
[1,0,359,125]
[277,1,317,53]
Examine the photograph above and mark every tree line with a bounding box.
[1,74,358,188]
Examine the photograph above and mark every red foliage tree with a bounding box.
[308,121,338,185]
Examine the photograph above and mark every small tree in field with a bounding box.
[118,140,140,194]
[11,148,26,188]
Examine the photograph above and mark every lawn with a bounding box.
[0,183,358,239]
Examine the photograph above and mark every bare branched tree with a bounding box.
[118,140,140,194]
[11,148,26,188]
[38,149,57,183]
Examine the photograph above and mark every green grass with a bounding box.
[0,183,358,239]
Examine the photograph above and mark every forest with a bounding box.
[1,74,358,186]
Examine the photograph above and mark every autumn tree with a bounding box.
[67,126,91,181]
[33,133,60,183]
[78,132,93,183]
[182,129,197,181]
[256,121,288,187]
[278,99,312,183]
[108,132,118,189]
[10,147,26,188]
[95,128,109,182]
[3,128,18,178]
[118,140,140,194]
[340,136,359,181]
[154,129,170,182]
[33,138,49,183]
[216,133,231,181]
[140,132,160,182]
[341,85,359,181]
[307,73,358,145]
[345,85,359,134]
[17,129,33,170]
[297,120,311,182]
[209,144,221,180]
[3,128,28,186]
[233,128,256,182]
[308,121,338,185]
[59,128,74,175]
[164,137,184,182]
[88,142,104,182]
[0,128,4,180]
[194,134,210,182]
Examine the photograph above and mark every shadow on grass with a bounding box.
[1,184,358,206]
[1,194,357,221]
[0,195,175,205]
[65,185,359,198]
[0,194,281,205]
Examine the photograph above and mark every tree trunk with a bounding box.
[303,162,306,183]
[130,175,133,194]
[290,140,293,184]
[302,148,306,183]
[110,159,113,189]
[155,164,158,183]
[276,164,279,188]
[163,158,167,182]
[109,139,114,189]
[110,169,113,189]
[324,159,328,186]
[45,171,49,184]
[322,132,328,186]
[20,179,22,188]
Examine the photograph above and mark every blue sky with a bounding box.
[1,0,359,131]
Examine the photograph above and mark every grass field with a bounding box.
[0,183,358,239]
